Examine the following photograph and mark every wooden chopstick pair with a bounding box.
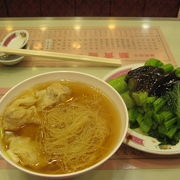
[0,47,121,67]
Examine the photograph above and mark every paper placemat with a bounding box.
[0,26,176,67]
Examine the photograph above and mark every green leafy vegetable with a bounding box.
[161,64,174,73]
[107,74,128,93]
[139,112,153,133]
[121,91,135,109]
[146,96,157,104]
[132,92,148,106]
[153,97,167,112]
[175,67,180,77]
[165,82,180,118]
[128,108,139,123]
[164,117,177,129]
[144,58,164,67]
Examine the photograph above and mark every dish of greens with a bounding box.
[104,59,180,154]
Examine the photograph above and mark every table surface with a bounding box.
[0,17,180,180]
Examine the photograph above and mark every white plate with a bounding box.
[103,64,180,155]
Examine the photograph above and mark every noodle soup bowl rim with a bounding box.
[0,71,128,178]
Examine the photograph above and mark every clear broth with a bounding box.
[1,81,121,174]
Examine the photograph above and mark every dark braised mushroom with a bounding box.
[125,66,164,93]
[150,71,180,97]
[125,66,180,97]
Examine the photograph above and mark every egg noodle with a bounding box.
[38,99,109,173]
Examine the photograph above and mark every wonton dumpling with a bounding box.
[7,136,47,169]
[3,105,39,131]
[36,82,71,109]
[12,96,36,107]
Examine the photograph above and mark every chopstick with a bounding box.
[0,47,121,67]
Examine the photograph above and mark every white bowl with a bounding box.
[0,71,128,178]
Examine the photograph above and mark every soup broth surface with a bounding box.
[0,81,121,174]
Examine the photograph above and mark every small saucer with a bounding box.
[0,44,29,66]
[1,30,29,49]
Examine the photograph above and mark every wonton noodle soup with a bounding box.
[0,72,128,178]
